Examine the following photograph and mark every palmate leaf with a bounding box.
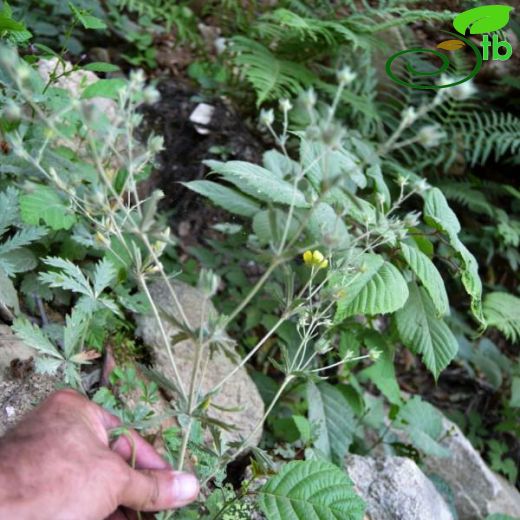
[400,242,449,316]
[395,283,458,379]
[483,292,520,344]
[307,381,356,465]
[204,160,308,208]
[259,460,365,520]
[423,188,484,325]
[333,253,409,322]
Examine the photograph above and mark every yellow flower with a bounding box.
[303,250,329,269]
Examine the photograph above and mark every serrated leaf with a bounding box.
[0,247,37,274]
[69,2,106,29]
[453,5,512,35]
[0,226,47,255]
[259,460,365,520]
[183,180,260,217]
[93,258,116,297]
[82,79,126,100]
[307,381,356,464]
[333,253,409,321]
[12,318,62,359]
[40,257,92,297]
[19,186,76,230]
[395,283,458,379]
[0,187,19,236]
[423,188,483,324]
[63,309,88,358]
[0,267,19,313]
[204,160,309,207]
[400,242,449,316]
[35,356,63,374]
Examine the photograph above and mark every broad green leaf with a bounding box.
[262,149,297,178]
[12,318,62,359]
[204,160,308,207]
[82,62,120,73]
[396,396,450,458]
[333,253,409,321]
[0,248,37,274]
[252,208,299,245]
[19,186,75,230]
[453,5,513,35]
[292,415,311,443]
[361,346,402,405]
[400,242,449,316]
[82,79,126,100]
[483,292,520,343]
[183,180,260,217]
[307,381,356,464]
[0,14,25,32]
[259,460,365,520]
[423,188,483,324]
[395,283,458,379]
[308,202,351,250]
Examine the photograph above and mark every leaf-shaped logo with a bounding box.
[453,5,513,35]
[437,39,466,51]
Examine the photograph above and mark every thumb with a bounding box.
[119,468,199,511]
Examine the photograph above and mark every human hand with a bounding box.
[0,389,199,520]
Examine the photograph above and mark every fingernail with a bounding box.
[172,471,199,502]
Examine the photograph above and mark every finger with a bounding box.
[119,468,199,511]
[111,429,171,470]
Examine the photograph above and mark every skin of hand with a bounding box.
[0,389,199,520]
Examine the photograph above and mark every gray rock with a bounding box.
[422,417,520,519]
[345,454,454,520]
[0,325,58,436]
[135,280,265,447]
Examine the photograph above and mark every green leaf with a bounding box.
[400,242,449,316]
[483,292,520,344]
[308,202,351,250]
[252,208,299,245]
[361,347,402,405]
[0,187,19,236]
[423,188,483,324]
[453,5,513,35]
[307,381,356,464]
[395,283,458,379]
[93,258,116,297]
[0,14,25,32]
[397,397,450,458]
[292,415,311,443]
[0,267,19,313]
[82,62,120,73]
[0,227,47,255]
[0,248,37,274]
[183,180,260,217]
[204,160,308,207]
[12,318,62,359]
[510,377,520,408]
[19,186,76,230]
[333,253,409,321]
[63,309,87,358]
[69,2,107,29]
[82,79,126,100]
[258,460,365,520]
[39,257,92,297]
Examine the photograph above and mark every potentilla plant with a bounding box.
[0,46,487,519]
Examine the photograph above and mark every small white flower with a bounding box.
[302,88,317,108]
[413,178,430,193]
[143,85,160,105]
[401,106,418,126]
[279,98,293,112]
[403,211,421,228]
[337,66,357,85]
[259,108,274,126]
[417,124,446,148]
[437,75,478,100]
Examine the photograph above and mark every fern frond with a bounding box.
[231,36,314,106]
[483,292,520,343]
